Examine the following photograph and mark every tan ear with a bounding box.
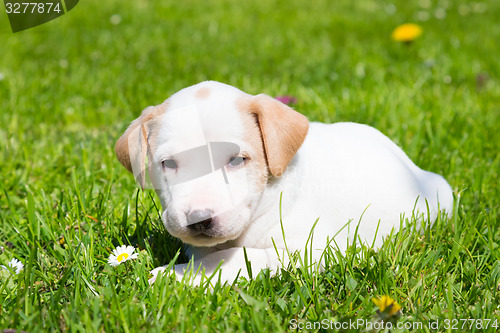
[249,94,309,177]
[115,106,161,188]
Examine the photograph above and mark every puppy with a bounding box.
[115,81,453,285]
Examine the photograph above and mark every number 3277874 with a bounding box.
[5,2,62,14]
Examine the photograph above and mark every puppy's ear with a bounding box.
[250,94,309,177]
[115,106,160,188]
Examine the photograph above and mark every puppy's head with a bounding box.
[115,81,308,246]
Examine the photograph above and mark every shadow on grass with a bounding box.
[114,189,188,268]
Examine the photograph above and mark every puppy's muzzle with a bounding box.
[186,209,214,231]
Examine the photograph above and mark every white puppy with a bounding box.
[115,81,453,285]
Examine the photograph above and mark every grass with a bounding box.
[1,0,499,331]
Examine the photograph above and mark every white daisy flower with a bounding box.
[1,258,24,274]
[108,245,139,266]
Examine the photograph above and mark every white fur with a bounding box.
[139,81,453,286]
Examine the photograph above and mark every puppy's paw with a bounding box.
[148,265,170,285]
[148,263,194,285]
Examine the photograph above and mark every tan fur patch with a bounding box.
[115,101,168,187]
[195,87,211,99]
[239,94,309,178]
[145,101,168,156]
[236,97,269,189]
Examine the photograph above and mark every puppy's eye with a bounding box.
[228,156,246,167]
[162,159,178,169]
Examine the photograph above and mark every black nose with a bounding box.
[186,209,213,231]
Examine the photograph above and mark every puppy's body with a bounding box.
[115,81,453,285]
[228,121,452,250]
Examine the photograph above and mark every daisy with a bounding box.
[108,245,139,266]
[1,258,24,274]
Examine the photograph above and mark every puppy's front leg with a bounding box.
[149,247,285,286]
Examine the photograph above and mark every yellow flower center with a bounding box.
[117,253,129,262]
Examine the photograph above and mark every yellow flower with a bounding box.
[391,23,423,42]
[372,295,402,316]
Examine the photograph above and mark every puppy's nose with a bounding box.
[186,209,213,231]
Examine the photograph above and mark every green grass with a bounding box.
[1,0,499,331]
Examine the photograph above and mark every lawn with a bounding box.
[1,0,499,331]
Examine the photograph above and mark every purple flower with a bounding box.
[275,95,297,105]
